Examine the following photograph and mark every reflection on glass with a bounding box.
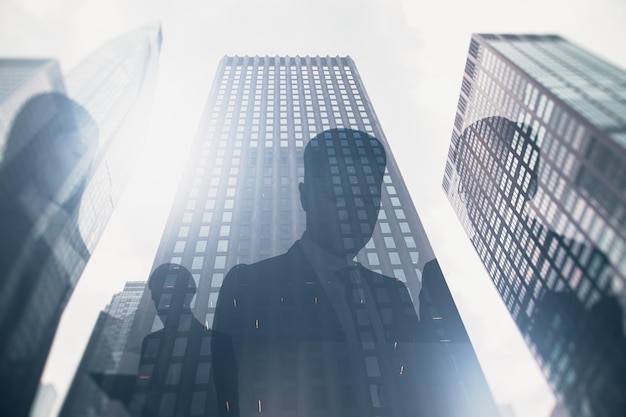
[455,116,625,417]
[0,92,97,417]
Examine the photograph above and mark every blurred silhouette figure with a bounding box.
[531,288,626,417]
[456,116,625,417]
[93,264,212,417]
[212,129,473,417]
[0,92,98,417]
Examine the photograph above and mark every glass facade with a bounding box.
[443,34,626,417]
[61,282,146,417]
[105,55,498,417]
[0,26,161,417]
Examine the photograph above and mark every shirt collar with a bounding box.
[299,232,359,279]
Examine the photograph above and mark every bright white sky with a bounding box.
[1,1,625,416]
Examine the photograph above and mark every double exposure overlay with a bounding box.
[67,56,500,417]
[443,34,626,417]
[0,25,161,417]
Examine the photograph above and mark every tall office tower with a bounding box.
[0,25,161,417]
[60,282,146,417]
[442,34,626,417]
[109,55,498,417]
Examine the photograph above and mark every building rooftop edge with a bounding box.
[474,33,564,42]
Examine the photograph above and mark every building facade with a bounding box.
[0,26,161,417]
[443,34,626,417]
[105,55,499,417]
[60,282,146,417]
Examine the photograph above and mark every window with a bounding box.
[389,252,401,265]
[164,274,177,288]
[195,241,207,252]
[217,240,229,252]
[190,392,207,415]
[159,393,176,416]
[137,364,153,386]
[211,273,224,287]
[178,314,191,331]
[192,257,204,270]
[195,362,211,384]
[200,336,211,355]
[158,294,172,309]
[166,363,182,385]
[144,338,160,358]
[365,357,381,377]
[208,292,219,308]
[367,253,380,265]
[214,256,226,269]
[173,338,187,356]
[173,241,186,253]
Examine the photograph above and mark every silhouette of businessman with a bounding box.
[212,129,429,417]
[456,116,625,417]
[0,92,98,417]
[93,264,212,417]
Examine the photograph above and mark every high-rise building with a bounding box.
[60,282,146,417]
[0,25,161,417]
[443,34,626,417]
[104,55,498,417]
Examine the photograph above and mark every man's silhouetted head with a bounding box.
[299,128,386,257]
[457,116,539,204]
[2,92,98,205]
[148,264,196,323]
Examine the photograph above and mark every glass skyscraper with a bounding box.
[443,34,626,417]
[0,25,161,417]
[100,55,499,417]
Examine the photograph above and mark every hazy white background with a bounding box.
[1,0,625,416]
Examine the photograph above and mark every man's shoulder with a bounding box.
[360,266,407,288]
[359,266,415,305]
[225,251,293,277]
[222,242,308,287]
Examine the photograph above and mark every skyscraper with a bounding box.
[443,34,626,417]
[60,282,146,417]
[0,25,161,417]
[105,55,498,417]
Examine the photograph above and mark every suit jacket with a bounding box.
[211,240,430,417]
